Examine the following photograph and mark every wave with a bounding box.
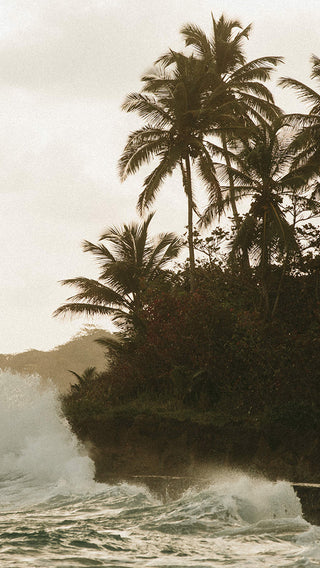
[1,370,318,568]
[0,370,303,527]
[141,474,303,537]
[0,370,97,507]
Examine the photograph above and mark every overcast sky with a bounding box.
[1,0,319,353]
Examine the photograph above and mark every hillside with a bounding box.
[0,328,110,392]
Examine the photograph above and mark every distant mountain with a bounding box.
[0,328,111,392]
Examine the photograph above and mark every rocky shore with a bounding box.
[76,414,320,485]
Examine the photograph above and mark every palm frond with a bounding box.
[180,22,212,59]
[230,214,258,255]
[311,55,320,81]
[196,146,223,215]
[236,92,282,120]
[56,277,130,306]
[53,302,126,319]
[145,233,183,274]
[230,56,283,82]
[137,150,178,213]
[279,77,320,109]
[82,240,115,262]
[119,132,169,181]
[122,92,172,127]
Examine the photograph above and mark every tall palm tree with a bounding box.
[54,213,182,330]
[180,13,283,226]
[119,52,230,291]
[119,16,282,288]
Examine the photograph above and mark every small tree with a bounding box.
[54,213,182,331]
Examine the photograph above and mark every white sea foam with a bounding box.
[151,471,303,533]
[0,370,305,523]
[0,372,318,568]
[208,474,303,523]
[0,370,96,506]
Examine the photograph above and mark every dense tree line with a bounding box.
[56,15,320,436]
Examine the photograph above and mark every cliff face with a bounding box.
[0,328,110,392]
[74,413,320,485]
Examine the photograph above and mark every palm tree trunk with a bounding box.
[271,250,288,319]
[222,135,250,271]
[222,135,239,224]
[184,154,196,292]
[260,210,270,318]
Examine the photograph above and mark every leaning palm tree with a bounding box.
[54,213,182,330]
[119,52,229,291]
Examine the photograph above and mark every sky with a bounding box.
[0,0,319,353]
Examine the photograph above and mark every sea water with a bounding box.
[0,370,320,568]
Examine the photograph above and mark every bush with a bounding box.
[61,264,320,432]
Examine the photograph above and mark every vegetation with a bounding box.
[54,213,182,330]
[56,14,320,466]
[119,15,281,289]
[60,249,320,435]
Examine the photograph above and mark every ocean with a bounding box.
[1,370,319,568]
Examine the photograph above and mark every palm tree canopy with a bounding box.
[181,14,250,71]
[68,367,98,392]
[180,14,283,126]
[119,51,226,215]
[54,213,182,328]
[174,13,283,226]
[279,55,320,176]
[222,120,301,267]
[119,14,283,290]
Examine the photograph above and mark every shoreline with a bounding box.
[76,413,320,485]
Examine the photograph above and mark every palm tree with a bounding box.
[223,119,301,317]
[54,213,182,330]
[180,13,283,226]
[119,51,229,291]
[68,367,98,393]
[279,55,320,182]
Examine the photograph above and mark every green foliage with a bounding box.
[60,16,320,458]
[279,55,320,176]
[62,256,320,439]
[54,214,182,331]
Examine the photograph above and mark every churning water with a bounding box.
[1,370,320,567]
